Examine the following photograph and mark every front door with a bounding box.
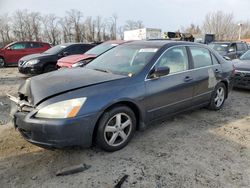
[5,42,27,63]
[144,46,194,121]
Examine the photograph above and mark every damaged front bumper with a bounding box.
[8,94,97,149]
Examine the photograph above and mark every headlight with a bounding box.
[25,59,40,67]
[72,61,85,68]
[35,97,87,119]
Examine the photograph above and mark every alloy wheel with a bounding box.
[104,113,132,147]
[214,87,225,108]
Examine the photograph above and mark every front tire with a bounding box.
[208,82,226,110]
[96,106,136,152]
[0,57,5,68]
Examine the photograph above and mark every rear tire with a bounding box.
[0,57,5,68]
[96,106,136,152]
[208,82,226,110]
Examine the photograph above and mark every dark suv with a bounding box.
[208,41,249,59]
[18,43,95,75]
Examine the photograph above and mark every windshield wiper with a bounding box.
[93,68,112,73]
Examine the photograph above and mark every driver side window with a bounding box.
[155,46,188,74]
[10,43,26,50]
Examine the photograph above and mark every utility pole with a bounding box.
[238,23,242,40]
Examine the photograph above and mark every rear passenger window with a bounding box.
[81,45,94,53]
[155,46,189,74]
[189,47,213,68]
[30,42,41,48]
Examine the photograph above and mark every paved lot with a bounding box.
[0,67,250,188]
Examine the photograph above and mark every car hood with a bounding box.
[58,54,97,64]
[20,53,54,61]
[232,59,250,71]
[18,68,127,105]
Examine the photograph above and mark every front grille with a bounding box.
[234,71,250,86]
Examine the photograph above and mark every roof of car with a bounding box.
[125,40,196,48]
[211,41,246,44]
[103,40,130,45]
[59,43,94,46]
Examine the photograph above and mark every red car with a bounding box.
[57,40,130,68]
[0,41,51,67]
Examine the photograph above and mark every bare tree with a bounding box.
[95,16,102,41]
[182,23,201,34]
[123,20,144,31]
[11,10,41,41]
[202,11,238,40]
[66,9,84,42]
[109,14,118,40]
[240,21,250,39]
[12,10,27,41]
[85,16,95,42]
[0,14,12,44]
[42,14,61,45]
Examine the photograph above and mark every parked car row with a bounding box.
[18,43,95,74]
[9,40,235,152]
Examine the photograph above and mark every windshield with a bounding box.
[209,43,229,52]
[85,45,158,76]
[85,43,118,56]
[43,45,67,54]
[240,50,250,60]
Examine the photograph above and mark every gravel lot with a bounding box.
[0,67,250,188]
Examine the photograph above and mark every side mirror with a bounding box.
[149,66,170,79]
[228,48,235,52]
[223,56,231,61]
[63,52,69,57]
[6,47,12,50]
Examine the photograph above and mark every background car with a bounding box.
[0,41,51,67]
[18,43,95,75]
[208,41,249,59]
[232,50,250,89]
[11,41,234,152]
[57,40,130,68]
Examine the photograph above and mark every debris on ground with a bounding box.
[56,164,91,176]
[114,174,129,188]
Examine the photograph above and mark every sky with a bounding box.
[0,0,249,31]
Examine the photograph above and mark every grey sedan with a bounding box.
[10,41,234,151]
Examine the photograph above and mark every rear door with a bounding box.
[5,42,27,63]
[29,42,43,54]
[188,46,222,105]
[145,46,194,121]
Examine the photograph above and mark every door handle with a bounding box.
[184,76,193,82]
[214,69,221,73]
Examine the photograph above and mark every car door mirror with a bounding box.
[6,47,12,50]
[228,48,235,52]
[63,51,69,57]
[223,56,231,61]
[149,66,170,79]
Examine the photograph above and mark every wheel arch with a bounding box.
[92,100,144,145]
[220,80,229,98]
